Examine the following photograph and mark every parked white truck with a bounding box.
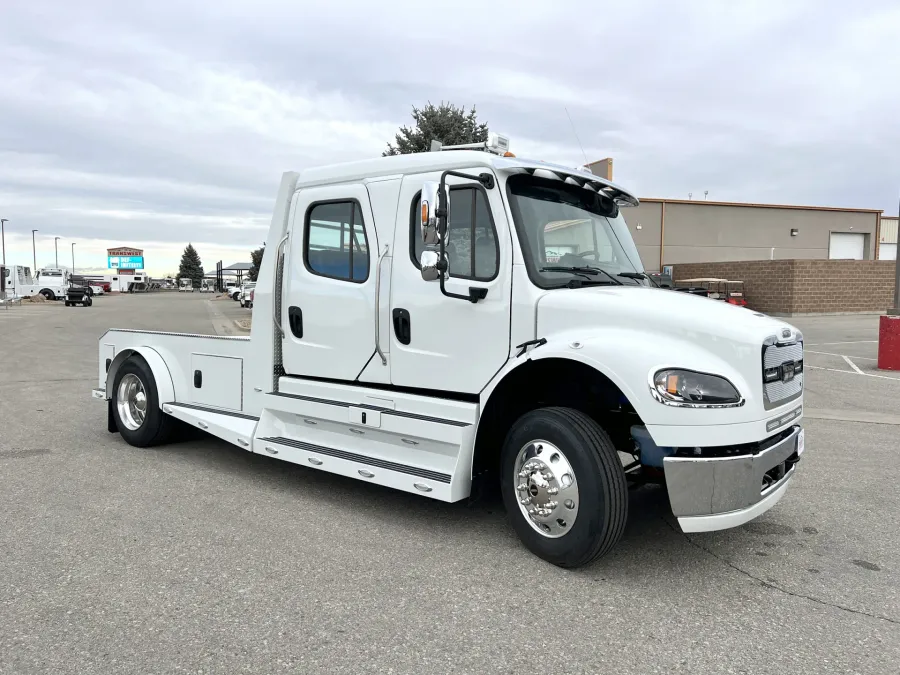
[92,136,805,567]
[3,265,71,300]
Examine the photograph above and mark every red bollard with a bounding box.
[877,315,900,371]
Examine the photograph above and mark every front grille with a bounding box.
[763,342,803,409]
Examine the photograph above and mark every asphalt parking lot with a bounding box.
[1,293,898,674]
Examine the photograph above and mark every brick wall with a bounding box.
[672,259,898,315]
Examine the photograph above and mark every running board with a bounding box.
[252,379,480,502]
[163,402,257,450]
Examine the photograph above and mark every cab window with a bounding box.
[410,186,498,281]
[304,200,369,282]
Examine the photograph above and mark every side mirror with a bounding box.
[420,181,447,245]
[420,250,447,282]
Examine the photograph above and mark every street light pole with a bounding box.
[71,243,76,276]
[31,229,38,272]
[0,218,7,266]
[54,237,60,267]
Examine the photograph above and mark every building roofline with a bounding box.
[638,197,884,214]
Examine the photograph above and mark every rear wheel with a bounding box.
[83,296,92,307]
[40,289,55,300]
[501,407,628,568]
[111,357,175,447]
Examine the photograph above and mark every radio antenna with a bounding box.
[565,107,589,166]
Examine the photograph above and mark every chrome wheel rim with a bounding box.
[116,373,147,431]
[513,440,579,538]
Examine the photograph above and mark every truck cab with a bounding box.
[93,135,804,567]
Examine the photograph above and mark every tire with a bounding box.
[40,289,55,300]
[500,407,628,568]
[83,297,92,307]
[65,301,72,307]
[111,356,176,447]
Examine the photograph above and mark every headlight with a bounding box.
[652,369,743,407]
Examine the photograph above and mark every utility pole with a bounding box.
[31,229,38,272]
[71,243,76,276]
[0,218,7,266]
[54,237,60,267]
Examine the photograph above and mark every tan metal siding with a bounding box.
[881,217,898,244]
[622,202,662,271]
[660,203,878,263]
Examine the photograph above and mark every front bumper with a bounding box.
[664,425,803,533]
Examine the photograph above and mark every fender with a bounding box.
[482,327,754,430]
[105,346,175,409]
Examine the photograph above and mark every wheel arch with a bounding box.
[106,347,175,408]
[472,355,644,483]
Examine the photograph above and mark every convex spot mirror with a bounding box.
[420,250,448,282]
[420,181,448,246]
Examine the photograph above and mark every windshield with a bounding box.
[506,173,645,288]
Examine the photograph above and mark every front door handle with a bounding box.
[392,308,411,345]
[288,306,303,338]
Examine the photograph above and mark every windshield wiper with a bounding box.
[617,272,646,280]
[540,266,624,285]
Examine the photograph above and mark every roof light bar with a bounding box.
[430,132,512,156]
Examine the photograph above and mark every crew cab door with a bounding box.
[389,170,512,394]
[281,184,379,381]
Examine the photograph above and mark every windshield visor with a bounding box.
[506,173,645,288]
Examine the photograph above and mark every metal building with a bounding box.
[880,216,898,261]
[623,199,883,272]
[584,158,889,272]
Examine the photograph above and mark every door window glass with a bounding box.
[305,201,369,282]
[411,186,498,281]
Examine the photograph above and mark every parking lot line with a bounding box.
[806,350,877,361]
[841,355,865,375]
[807,364,900,381]
[807,340,878,346]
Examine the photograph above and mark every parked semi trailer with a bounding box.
[92,135,805,567]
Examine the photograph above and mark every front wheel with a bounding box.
[111,356,175,447]
[501,407,628,568]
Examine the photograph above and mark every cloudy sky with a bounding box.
[1,0,898,275]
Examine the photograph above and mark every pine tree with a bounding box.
[248,244,265,282]
[176,244,204,285]
[383,102,488,156]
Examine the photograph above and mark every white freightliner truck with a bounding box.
[3,265,71,300]
[92,136,805,567]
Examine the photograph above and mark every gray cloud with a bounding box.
[1,0,898,273]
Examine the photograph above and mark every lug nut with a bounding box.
[548,487,559,495]
[517,483,528,491]
[520,497,531,505]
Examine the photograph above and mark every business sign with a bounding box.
[108,256,144,270]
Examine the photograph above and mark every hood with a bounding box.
[536,286,798,351]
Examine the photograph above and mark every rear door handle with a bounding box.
[392,308,411,345]
[288,306,303,338]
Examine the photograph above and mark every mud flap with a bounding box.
[107,399,119,434]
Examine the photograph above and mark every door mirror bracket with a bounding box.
[418,170,495,303]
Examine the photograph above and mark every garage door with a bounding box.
[879,243,897,261]
[829,232,865,260]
